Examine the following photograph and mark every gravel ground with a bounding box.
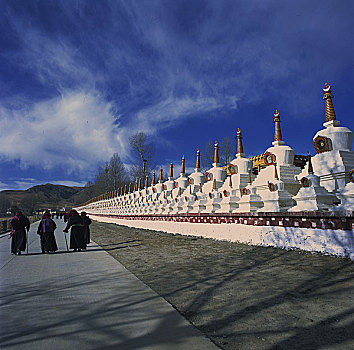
[91,221,354,350]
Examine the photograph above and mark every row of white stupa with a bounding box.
[75,84,353,215]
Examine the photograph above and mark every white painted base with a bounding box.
[90,215,354,260]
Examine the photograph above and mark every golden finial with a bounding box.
[145,176,148,188]
[236,128,244,154]
[323,83,336,122]
[199,183,203,192]
[169,161,173,178]
[128,183,131,192]
[152,171,156,185]
[307,152,313,174]
[214,141,219,164]
[124,184,127,194]
[159,166,163,182]
[229,174,232,187]
[181,155,185,174]
[273,109,282,142]
[196,148,201,169]
[248,168,251,184]
[213,178,217,190]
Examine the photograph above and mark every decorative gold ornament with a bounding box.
[300,177,310,187]
[313,135,331,154]
[268,182,276,192]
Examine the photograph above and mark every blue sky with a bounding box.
[0,0,353,190]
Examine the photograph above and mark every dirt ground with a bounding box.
[91,221,354,350]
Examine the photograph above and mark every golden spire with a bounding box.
[120,187,123,196]
[145,176,148,188]
[199,183,203,192]
[307,152,314,174]
[214,141,219,164]
[178,187,181,196]
[248,168,251,184]
[229,174,232,187]
[273,110,282,142]
[124,184,127,194]
[181,155,185,174]
[196,148,200,169]
[236,128,244,154]
[213,178,217,190]
[159,166,163,182]
[152,171,156,185]
[128,183,131,193]
[323,83,336,122]
[138,178,141,190]
[169,161,173,178]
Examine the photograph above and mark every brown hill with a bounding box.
[0,183,97,215]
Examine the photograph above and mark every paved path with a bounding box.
[0,218,217,350]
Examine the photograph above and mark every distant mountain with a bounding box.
[0,183,97,214]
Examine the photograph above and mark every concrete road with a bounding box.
[0,218,217,350]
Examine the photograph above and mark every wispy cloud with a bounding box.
[0,91,124,173]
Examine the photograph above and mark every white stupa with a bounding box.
[331,181,354,212]
[216,175,240,213]
[202,141,227,193]
[290,154,338,211]
[202,179,223,213]
[258,163,295,212]
[228,128,254,195]
[252,110,302,196]
[234,172,264,213]
[182,149,206,195]
[312,83,354,192]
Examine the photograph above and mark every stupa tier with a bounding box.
[76,84,353,215]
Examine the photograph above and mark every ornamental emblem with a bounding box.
[268,182,276,192]
[205,172,212,182]
[227,163,237,175]
[263,152,275,166]
[223,190,229,197]
[300,177,311,187]
[241,187,248,195]
[313,135,331,154]
[348,169,354,183]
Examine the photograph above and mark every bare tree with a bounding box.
[201,137,236,171]
[108,153,127,191]
[94,153,128,194]
[129,132,155,180]
[220,137,236,165]
[201,140,214,171]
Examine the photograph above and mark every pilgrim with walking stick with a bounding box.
[37,211,58,254]
[63,209,86,252]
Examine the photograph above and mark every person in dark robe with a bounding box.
[10,211,30,255]
[81,211,92,244]
[63,209,86,252]
[37,211,58,253]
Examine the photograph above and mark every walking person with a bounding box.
[81,211,92,244]
[10,211,30,255]
[37,211,58,254]
[63,209,86,252]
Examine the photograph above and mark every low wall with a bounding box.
[0,215,41,234]
[89,212,354,260]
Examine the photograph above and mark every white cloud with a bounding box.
[131,95,238,135]
[0,91,126,174]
